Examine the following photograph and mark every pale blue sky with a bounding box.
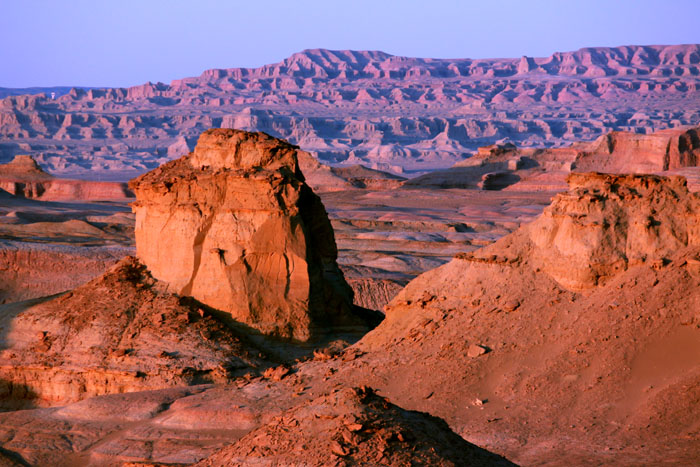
[1,0,699,87]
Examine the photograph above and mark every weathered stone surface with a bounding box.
[129,129,359,341]
[350,172,700,465]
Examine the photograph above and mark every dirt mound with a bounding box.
[0,257,267,408]
[197,386,514,466]
[130,129,371,342]
[344,173,700,464]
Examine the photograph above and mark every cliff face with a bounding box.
[407,126,700,192]
[574,126,700,173]
[129,129,357,341]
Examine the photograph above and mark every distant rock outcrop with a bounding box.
[0,155,133,200]
[406,126,700,192]
[130,129,363,341]
[0,155,50,178]
[574,126,700,173]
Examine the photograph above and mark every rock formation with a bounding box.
[1,167,696,464]
[526,172,700,290]
[0,155,132,201]
[407,126,700,192]
[2,45,700,177]
[297,149,405,192]
[130,129,361,341]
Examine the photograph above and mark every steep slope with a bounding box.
[339,172,700,464]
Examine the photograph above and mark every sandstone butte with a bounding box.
[129,128,367,342]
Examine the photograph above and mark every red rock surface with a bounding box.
[407,125,700,192]
[344,172,700,464]
[0,170,697,465]
[2,45,700,177]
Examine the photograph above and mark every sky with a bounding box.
[1,0,700,88]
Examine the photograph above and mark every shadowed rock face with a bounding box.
[130,129,358,341]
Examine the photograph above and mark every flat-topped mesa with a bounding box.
[524,172,700,290]
[129,129,358,342]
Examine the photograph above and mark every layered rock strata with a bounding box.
[129,129,360,341]
[526,172,700,290]
[3,45,700,177]
[407,125,700,191]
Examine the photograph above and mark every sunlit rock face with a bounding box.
[130,128,357,341]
